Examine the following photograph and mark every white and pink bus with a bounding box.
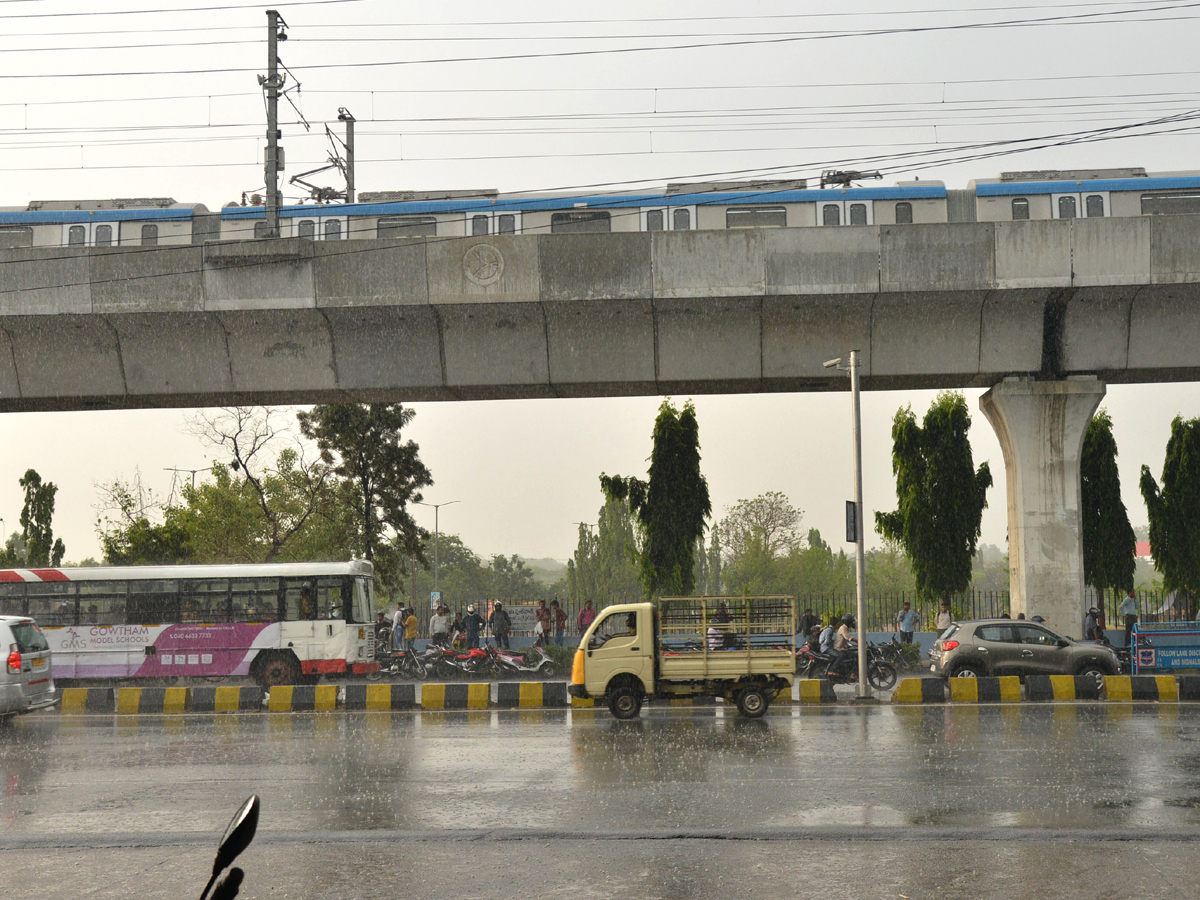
[0,560,377,686]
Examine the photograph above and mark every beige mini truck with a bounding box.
[569,596,796,719]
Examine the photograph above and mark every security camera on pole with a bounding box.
[824,351,872,701]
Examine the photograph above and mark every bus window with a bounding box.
[312,576,346,621]
[231,578,277,622]
[282,579,318,620]
[27,583,74,627]
[79,581,126,626]
[895,202,913,224]
[180,579,230,623]
[126,580,179,624]
[1012,198,1030,220]
[673,208,691,230]
[0,583,25,618]
[472,215,489,236]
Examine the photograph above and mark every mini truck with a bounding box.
[569,596,796,718]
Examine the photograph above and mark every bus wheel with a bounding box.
[257,652,301,688]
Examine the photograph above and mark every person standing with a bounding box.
[1084,607,1101,642]
[935,603,952,632]
[895,602,920,644]
[450,611,466,649]
[403,607,418,652]
[550,599,568,647]
[429,605,451,646]
[577,600,597,634]
[1119,590,1138,648]
[534,600,552,647]
[797,608,820,643]
[391,603,405,651]
[490,601,512,650]
[463,604,485,650]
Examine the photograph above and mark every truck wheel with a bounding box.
[735,685,769,718]
[608,686,642,720]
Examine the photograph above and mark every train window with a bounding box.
[1141,191,1200,215]
[378,216,437,238]
[821,204,841,227]
[324,219,342,240]
[551,211,612,233]
[140,224,158,246]
[471,215,489,236]
[297,219,316,240]
[1012,198,1030,220]
[895,202,913,224]
[848,203,868,226]
[1057,196,1078,219]
[253,221,272,238]
[727,207,787,228]
[498,214,517,234]
[0,226,33,248]
[95,225,113,247]
[1085,194,1105,218]
[673,208,691,230]
[68,225,87,245]
[646,209,665,231]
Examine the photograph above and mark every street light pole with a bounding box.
[826,350,871,700]
[417,501,459,603]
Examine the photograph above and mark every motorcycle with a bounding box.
[426,644,493,679]
[489,643,557,679]
[199,795,259,900]
[797,642,898,690]
[372,645,429,680]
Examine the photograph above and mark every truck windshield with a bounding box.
[588,611,638,649]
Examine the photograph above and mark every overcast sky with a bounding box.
[1,0,1198,564]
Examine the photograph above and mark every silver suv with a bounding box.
[0,616,56,721]
[929,619,1119,681]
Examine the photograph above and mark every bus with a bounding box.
[0,560,377,686]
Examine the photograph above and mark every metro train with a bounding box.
[2,166,1200,250]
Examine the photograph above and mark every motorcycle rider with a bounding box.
[463,604,486,649]
[819,617,837,655]
[831,614,856,678]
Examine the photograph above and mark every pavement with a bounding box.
[4,702,1200,898]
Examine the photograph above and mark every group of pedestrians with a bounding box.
[377,598,589,652]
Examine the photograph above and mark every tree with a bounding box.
[1140,415,1200,603]
[600,400,711,598]
[297,403,433,588]
[19,469,64,567]
[568,498,642,606]
[189,408,329,562]
[718,491,804,561]
[1081,409,1136,602]
[875,391,993,600]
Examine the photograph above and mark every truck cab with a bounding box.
[570,597,795,719]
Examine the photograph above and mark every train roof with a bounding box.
[973,174,1200,196]
[0,203,208,225]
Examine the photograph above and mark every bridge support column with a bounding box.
[979,376,1105,638]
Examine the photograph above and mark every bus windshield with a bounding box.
[352,577,371,624]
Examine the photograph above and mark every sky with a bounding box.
[1,0,1199,565]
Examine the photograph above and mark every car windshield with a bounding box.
[11,621,48,653]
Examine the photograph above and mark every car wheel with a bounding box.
[951,662,985,678]
[735,686,769,718]
[608,686,642,720]
[1077,663,1108,691]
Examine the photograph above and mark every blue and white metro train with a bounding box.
[2,167,1200,249]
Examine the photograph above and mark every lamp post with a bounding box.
[417,500,458,605]
[825,350,870,700]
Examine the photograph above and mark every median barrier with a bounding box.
[796,679,837,704]
[266,684,338,712]
[116,686,189,714]
[1103,674,1178,701]
[60,687,114,713]
[1025,674,1103,701]
[421,682,489,710]
[191,686,263,713]
[494,681,568,708]
[342,683,417,710]
[892,678,947,703]
[947,676,1021,703]
[1179,676,1200,701]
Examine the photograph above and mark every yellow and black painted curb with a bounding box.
[266,684,338,712]
[948,676,1021,702]
[343,683,417,710]
[60,687,115,713]
[191,685,263,713]
[1104,674,1178,701]
[115,686,189,714]
[1025,674,1103,701]
[420,682,490,710]
[892,678,948,703]
[495,681,568,708]
[796,678,838,704]
[893,674,1185,703]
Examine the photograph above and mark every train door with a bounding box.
[1052,192,1107,219]
[816,200,873,226]
[469,212,523,236]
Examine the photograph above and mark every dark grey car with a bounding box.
[929,619,1119,681]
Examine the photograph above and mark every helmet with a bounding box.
[1031,615,1045,623]
[494,600,502,608]
[1088,607,1100,617]
[467,604,476,613]
[843,615,856,628]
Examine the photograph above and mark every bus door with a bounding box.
[279,578,317,664]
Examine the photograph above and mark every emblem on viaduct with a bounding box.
[463,243,504,286]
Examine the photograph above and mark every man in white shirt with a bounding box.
[935,603,952,632]
[1118,590,1139,647]
[391,603,405,651]
[429,606,451,646]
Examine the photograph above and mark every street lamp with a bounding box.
[825,351,871,700]
[416,500,459,606]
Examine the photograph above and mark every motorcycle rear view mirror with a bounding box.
[216,795,260,873]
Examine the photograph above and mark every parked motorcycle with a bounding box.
[489,643,557,679]
[372,646,428,680]
[199,795,259,900]
[426,644,493,679]
[797,642,898,690]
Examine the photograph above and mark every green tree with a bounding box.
[704,526,723,595]
[875,391,993,600]
[19,469,64,567]
[600,400,711,598]
[568,497,642,607]
[718,491,804,561]
[1081,409,1136,603]
[297,403,433,587]
[1140,415,1200,603]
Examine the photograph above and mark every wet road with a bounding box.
[6,704,1200,898]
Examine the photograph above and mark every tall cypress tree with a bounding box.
[601,400,711,598]
[1081,409,1135,604]
[1140,415,1200,603]
[18,469,64,567]
[875,391,992,601]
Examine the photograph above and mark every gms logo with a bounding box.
[60,628,87,650]
[1138,648,1157,669]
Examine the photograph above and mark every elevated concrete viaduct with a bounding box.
[4,214,1200,635]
